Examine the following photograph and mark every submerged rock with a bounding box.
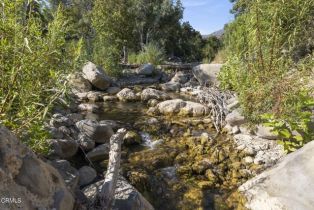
[123,131,142,145]
[0,126,74,210]
[239,141,314,210]
[82,62,111,90]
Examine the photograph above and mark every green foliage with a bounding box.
[202,36,222,63]
[221,0,314,149]
[261,96,314,152]
[0,1,83,153]
[92,0,134,76]
[128,43,165,65]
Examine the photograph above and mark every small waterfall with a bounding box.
[140,132,163,149]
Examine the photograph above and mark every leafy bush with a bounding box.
[128,43,165,65]
[220,0,314,150]
[0,2,83,153]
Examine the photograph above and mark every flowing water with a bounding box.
[85,92,256,210]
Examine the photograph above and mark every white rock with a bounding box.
[239,141,314,210]
[82,62,111,90]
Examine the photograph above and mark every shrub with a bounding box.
[220,0,314,151]
[128,43,165,65]
[0,2,83,153]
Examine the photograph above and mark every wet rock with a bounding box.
[76,119,114,143]
[226,109,246,126]
[86,143,110,162]
[50,160,79,191]
[106,86,121,95]
[49,139,79,159]
[68,72,92,93]
[82,176,154,210]
[78,166,97,187]
[205,169,218,184]
[171,71,189,84]
[239,141,314,210]
[117,88,138,102]
[141,88,169,101]
[136,63,155,76]
[123,131,142,145]
[77,134,95,151]
[160,81,181,92]
[0,126,74,210]
[82,62,111,90]
[255,125,277,140]
[192,159,212,174]
[78,103,100,112]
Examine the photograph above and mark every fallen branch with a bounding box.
[197,87,233,132]
[92,128,127,210]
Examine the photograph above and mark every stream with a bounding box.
[81,91,257,210]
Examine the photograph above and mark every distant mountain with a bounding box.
[202,29,224,39]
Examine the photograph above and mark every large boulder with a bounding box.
[141,88,169,101]
[0,126,74,210]
[136,64,155,76]
[239,141,314,210]
[76,120,114,143]
[192,64,222,86]
[68,72,92,93]
[117,88,138,102]
[82,62,111,90]
[82,177,154,210]
[106,86,121,95]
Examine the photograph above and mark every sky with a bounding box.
[182,0,234,35]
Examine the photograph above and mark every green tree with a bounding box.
[202,36,222,63]
[92,0,134,75]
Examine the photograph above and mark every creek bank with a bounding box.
[2,61,300,210]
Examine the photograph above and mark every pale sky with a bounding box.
[182,0,234,35]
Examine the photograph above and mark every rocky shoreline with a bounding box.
[1,62,312,210]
